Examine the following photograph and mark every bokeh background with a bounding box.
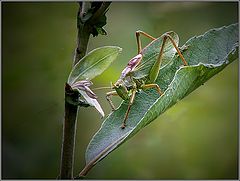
[2,2,238,179]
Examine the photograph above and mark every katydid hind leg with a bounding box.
[136,30,156,54]
[141,83,162,95]
[165,33,188,66]
[106,91,118,111]
[149,36,168,83]
[121,89,137,129]
[149,33,188,83]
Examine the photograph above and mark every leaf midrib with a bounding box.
[71,49,118,84]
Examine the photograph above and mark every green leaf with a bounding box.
[68,46,122,85]
[84,23,238,173]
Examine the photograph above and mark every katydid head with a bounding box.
[113,79,125,90]
[112,79,129,100]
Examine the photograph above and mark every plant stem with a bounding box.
[60,84,79,179]
[59,3,90,179]
[59,2,111,179]
[74,2,111,65]
[73,2,91,65]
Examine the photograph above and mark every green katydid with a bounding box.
[106,31,188,129]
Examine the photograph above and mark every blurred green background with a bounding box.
[2,2,238,179]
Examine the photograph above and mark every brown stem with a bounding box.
[73,2,111,65]
[73,2,91,65]
[60,84,79,179]
[59,2,111,179]
[59,4,90,179]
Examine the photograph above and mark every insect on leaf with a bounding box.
[68,46,122,85]
[133,31,179,79]
[83,23,239,174]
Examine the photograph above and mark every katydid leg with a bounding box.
[149,33,188,83]
[149,35,168,83]
[121,89,137,129]
[165,33,188,66]
[136,31,156,54]
[106,91,118,111]
[141,83,162,95]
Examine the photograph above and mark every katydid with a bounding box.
[106,31,188,129]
